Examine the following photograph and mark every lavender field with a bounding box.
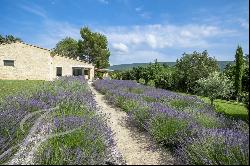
[93,79,249,165]
[0,77,120,165]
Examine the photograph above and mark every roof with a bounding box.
[95,68,114,72]
[0,41,51,51]
[0,41,93,65]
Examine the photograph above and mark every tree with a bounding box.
[78,27,110,68]
[51,37,79,58]
[223,63,235,80]
[196,72,233,105]
[234,46,244,101]
[175,50,219,93]
[0,34,22,44]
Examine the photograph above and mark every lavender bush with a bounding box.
[93,79,249,165]
[0,77,117,165]
[176,128,249,165]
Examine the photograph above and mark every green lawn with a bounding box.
[0,80,45,101]
[175,91,248,121]
[200,97,248,121]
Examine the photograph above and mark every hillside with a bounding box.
[109,61,234,71]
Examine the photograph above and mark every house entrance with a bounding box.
[72,67,83,76]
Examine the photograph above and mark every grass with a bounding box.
[200,97,248,121]
[0,80,45,101]
[176,91,248,121]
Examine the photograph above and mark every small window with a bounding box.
[3,60,14,66]
[84,69,89,75]
[56,67,62,76]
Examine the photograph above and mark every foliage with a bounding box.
[175,50,219,93]
[51,37,79,59]
[196,71,233,105]
[51,27,110,68]
[234,46,244,100]
[138,78,146,85]
[0,34,22,44]
[78,27,110,68]
[112,60,175,90]
[147,80,155,87]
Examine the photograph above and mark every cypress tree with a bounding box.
[234,45,244,101]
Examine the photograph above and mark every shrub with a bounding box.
[193,112,222,128]
[196,71,233,105]
[148,115,189,145]
[147,80,155,87]
[138,78,146,85]
[128,108,150,128]
[177,129,249,165]
[115,97,139,113]
[169,99,190,110]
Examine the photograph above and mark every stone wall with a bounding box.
[51,54,95,80]
[0,42,51,80]
[0,42,95,81]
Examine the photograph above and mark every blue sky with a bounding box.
[0,0,249,65]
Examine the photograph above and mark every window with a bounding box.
[56,67,62,76]
[72,67,83,76]
[3,60,14,66]
[84,69,89,75]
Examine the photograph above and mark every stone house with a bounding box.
[0,41,95,81]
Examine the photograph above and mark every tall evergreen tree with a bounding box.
[234,45,244,101]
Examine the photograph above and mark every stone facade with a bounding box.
[0,42,95,81]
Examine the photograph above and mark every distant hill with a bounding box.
[109,61,234,71]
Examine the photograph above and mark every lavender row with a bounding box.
[93,79,249,165]
[0,76,117,164]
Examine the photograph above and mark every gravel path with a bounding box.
[90,83,175,165]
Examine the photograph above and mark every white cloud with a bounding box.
[19,4,47,18]
[99,24,238,64]
[135,6,151,19]
[104,24,234,50]
[139,12,151,19]
[29,20,238,64]
[238,18,249,29]
[110,50,168,64]
[146,34,157,48]
[112,43,129,53]
[98,0,109,4]
[135,7,142,12]
[33,20,79,49]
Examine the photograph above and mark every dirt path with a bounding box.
[89,83,174,165]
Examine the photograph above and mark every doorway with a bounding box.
[72,67,83,76]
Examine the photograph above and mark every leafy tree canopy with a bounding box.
[52,27,110,69]
[175,50,219,93]
[78,27,110,68]
[51,37,79,59]
[196,71,233,105]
